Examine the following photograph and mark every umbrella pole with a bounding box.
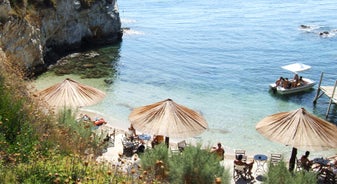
[288,147,297,172]
[165,137,169,148]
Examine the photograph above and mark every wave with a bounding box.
[121,18,136,24]
[122,28,144,35]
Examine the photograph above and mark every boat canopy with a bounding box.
[281,63,311,73]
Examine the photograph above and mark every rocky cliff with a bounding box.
[0,0,122,77]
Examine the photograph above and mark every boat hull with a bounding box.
[269,78,315,95]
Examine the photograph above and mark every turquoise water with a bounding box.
[35,0,337,158]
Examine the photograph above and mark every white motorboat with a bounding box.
[269,63,316,95]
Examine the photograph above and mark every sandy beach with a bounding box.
[77,108,337,184]
[95,125,267,184]
[78,109,269,184]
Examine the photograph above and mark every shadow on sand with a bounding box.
[234,174,266,184]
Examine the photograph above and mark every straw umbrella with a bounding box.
[37,78,106,108]
[256,107,337,171]
[128,98,208,145]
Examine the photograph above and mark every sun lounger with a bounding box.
[270,153,282,165]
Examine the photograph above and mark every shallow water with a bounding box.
[34,0,337,159]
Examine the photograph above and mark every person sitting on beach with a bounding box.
[151,135,164,148]
[332,160,337,174]
[135,140,146,154]
[210,142,225,161]
[129,125,137,137]
[126,125,137,142]
[94,118,106,126]
[151,135,160,148]
[83,114,91,121]
[300,151,313,171]
[234,154,254,175]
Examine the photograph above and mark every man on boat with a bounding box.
[283,78,291,89]
[292,74,299,88]
[275,77,284,87]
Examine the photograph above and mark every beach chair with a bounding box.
[156,135,164,143]
[233,163,251,181]
[177,140,187,152]
[170,140,187,155]
[296,158,303,171]
[235,149,246,161]
[318,168,336,183]
[270,153,282,165]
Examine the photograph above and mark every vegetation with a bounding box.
[0,57,231,183]
[263,160,317,184]
[49,48,120,79]
[140,143,231,184]
[8,0,98,16]
[0,58,116,183]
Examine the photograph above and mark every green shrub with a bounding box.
[0,74,40,163]
[264,160,317,184]
[140,143,230,184]
[292,170,317,184]
[56,108,104,155]
[0,154,131,184]
[140,143,170,172]
[169,144,230,184]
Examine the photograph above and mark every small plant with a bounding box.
[169,144,230,184]
[264,160,317,184]
[140,143,230,184]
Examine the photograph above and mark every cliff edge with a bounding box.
[0,0,122,77]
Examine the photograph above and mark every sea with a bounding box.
[34,0,337,159]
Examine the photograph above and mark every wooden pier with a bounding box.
[313,72,337,118]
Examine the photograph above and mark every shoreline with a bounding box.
[77,108,337,162]
[78,109,337,184]
[33,74,337,163]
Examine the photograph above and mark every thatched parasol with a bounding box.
[256,107,337,171]
[37,78,106,108]
[128,98,208,139]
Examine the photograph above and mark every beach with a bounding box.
[93,125,266,184]
[34,0,337,172]
[77,107,337,183]
[79,109,275,184]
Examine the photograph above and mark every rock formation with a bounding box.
[0,0,122,77]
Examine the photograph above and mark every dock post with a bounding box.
[313,72,324,105]
[325,80,337,119]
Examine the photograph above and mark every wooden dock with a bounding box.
[313,72,337,118]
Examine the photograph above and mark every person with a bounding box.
[82,114,91,121]
[292,74,299,88]
[300,151,313,171]
[211,143,225,160]
[332,160,337,174]
[275,77,284,87]
[283,78,291,89]
[126,125,137,142]
[151,135,164,148]
[298,76,305,86]
[135,140,145,154]
[129,125,137,137]
[94,117,106,126]
[234,154,254,175]
[293,73,299,81]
